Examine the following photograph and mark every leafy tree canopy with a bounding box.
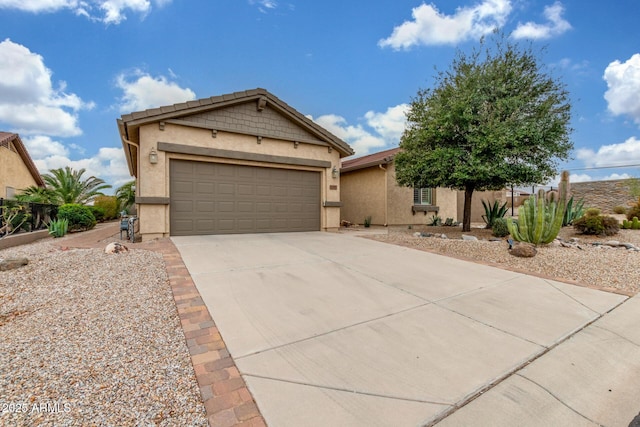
[395,33,573,231]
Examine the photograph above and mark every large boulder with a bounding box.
[510,244,537,258]
[0,258,29,271]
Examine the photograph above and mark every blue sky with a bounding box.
[1,0,639,191]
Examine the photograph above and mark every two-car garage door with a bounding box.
[170,160,321,235]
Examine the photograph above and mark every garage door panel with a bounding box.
[218,201,235,212]
[173,181,193,194]
[170,160,320,235]
[173,200,193,212]
[196,182,214,194]
[237,184,255,196]
[218,183,236,195]
[196,201,214,213]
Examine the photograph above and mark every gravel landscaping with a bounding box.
[364,225,640,295]
[0,239,207,426]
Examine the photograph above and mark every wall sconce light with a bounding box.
[332,166,339,179]
[149,148,158,164]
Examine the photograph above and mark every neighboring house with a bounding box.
[0,132,44,199]
[340,147,520,226]
[117,88,353,241]
[340,148,458,226]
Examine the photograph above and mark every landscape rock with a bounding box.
[421,232,433,237]
[462,235,478,241]
[105,242,129,254]
[413,232,421,237]
[510,244,537,258]
[440,234,448,239]
[604,240,621,247]
[0,258,29,271]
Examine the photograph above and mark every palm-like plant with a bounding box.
[115,180,136,213]
[15,186,56,204]
[42,167,112,205]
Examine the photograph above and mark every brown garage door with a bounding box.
[170,160,321,235]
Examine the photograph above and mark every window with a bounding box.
[413,188,433,205]
[5,186,15,199]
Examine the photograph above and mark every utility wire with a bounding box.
[566,164,640,171]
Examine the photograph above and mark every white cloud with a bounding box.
[310,104,408,156]
[604,53,640,125]
[576,137,640,168]
[116,70,196,112]
[364,104,408,143]
[33,147,132,191]
[249,0,277,9]
[568,173,593,183]
[512,1,571,40]
[0,39,92,137]
[0,0,171,24]
[22,135,70,158]
[378,0,512,49]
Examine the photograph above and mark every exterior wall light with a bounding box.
[149,148,158,164]
[332,166,339,179]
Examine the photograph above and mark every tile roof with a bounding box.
[340,147,401,173]
[118,88,354,176]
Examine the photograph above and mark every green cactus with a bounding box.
[622,219,631,229]
[507,189,566,245]
[633,217,640,230]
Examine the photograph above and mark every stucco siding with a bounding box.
[340,166,386,225]
[340,162,460,226]
[136,123,340,239]
[0,148,39,198]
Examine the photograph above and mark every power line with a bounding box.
[566,164,640,171]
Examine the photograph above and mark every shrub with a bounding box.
[627,198,640,221]
[93,195,118,220]
[613,205,627,214]
[573,209,619,236]
[89,206,106,223]
[492,217,510,237]
[57,203,96,232]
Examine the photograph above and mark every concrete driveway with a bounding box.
[172,232,640,426]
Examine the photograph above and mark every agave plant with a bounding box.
[481,200,508,229]
[562,196,585,226]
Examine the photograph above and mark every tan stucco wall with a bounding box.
[0,148,39,198]
[136,123,341,240]
[340,166,386,225]
[340,162,459,226]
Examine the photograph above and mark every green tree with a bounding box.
[42,167,112,205]
[395,34,573,231]
[115,180,136,213]
[15,186,56,204]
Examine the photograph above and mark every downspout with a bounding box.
[379,164,388,226]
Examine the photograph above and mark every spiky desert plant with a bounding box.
[481,200,508,229]
[507,189,566,245]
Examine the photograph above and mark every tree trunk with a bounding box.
[463,187,474,232]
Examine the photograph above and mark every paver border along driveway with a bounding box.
[172,232,631,426]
